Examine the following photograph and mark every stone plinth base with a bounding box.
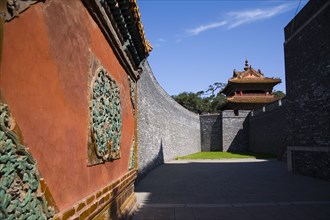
[287,146,330,181]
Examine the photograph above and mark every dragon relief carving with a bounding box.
[0,103,54,219]
[90,69,122,163]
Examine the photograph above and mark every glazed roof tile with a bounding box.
[229,78,281,84]
[222,60,281,95]
[101,0,152,67]
[227,96,278,103]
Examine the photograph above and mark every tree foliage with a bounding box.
[273,90,286,99]
[172,82,227,114]
[172,83,286,114]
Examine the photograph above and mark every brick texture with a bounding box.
[200,114,222,151]
[284,0,330,179]
[137,61,201,180]
[284,0,330,147]
[222,110,249,152]
[53,169,138,220]
[249,100,288,158]
[199,111,249,153]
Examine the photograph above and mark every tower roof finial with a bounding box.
[244,59,249,71]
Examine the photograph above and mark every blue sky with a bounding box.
[138,0,307,95]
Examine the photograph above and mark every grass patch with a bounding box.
[175,152,276,160]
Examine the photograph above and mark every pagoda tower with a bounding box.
[222,60,281,110]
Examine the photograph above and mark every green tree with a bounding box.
[273,90,286,99]
[209,93,227,112]
[172,82,227,114]
[171,92,204,114]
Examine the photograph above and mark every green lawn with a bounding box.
[176,152,276,160]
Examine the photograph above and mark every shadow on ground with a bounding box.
[133,159,330,220]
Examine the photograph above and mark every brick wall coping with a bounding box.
[200,114,221,117]
[285,0,330,44]
[287,146,330,152]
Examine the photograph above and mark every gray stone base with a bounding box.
[287,146,330,181]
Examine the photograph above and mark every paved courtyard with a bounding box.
[132,159,330,220]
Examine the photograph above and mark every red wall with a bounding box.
[1,0,134,211]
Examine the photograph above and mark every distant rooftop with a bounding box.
[222,60,281,96]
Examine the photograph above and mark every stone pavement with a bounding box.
[132,159,330,220]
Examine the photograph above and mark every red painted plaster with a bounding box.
[1,0,134,211]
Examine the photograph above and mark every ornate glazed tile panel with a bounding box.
[128,75,135,114]
[88,54,122,165]
[0,103,54,219]
[128,136,135,170]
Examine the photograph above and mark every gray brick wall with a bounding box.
[200,114,222,151]
[284,0,330,179]
[284,0,330,147]
[137,61,201,179]
[293,151,330,181]
[249,100,288,158]
[222,110,249,152]
[136,0,329,181]
[200,111,249,153]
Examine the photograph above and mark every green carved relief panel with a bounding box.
[127,75,137,170]
[0,103,54,219]
[88,55,123,165]
[128,136,135,170]
[128,75,136,114]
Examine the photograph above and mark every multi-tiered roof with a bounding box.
[222,60,281,110]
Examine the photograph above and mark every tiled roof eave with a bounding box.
[228,78,281,84]
[107,0,148,63]
[83,0,152,80]
[227,96,279,103]
[82,0,139,80]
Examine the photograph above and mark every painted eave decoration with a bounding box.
[82,0,152,80]
[99,0,152,67]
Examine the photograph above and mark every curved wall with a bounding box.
[137,61,201,179]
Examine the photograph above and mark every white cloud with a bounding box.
[157,38,167,42]
[152,38,167,48]
[187,21,227,36]
[227,3,295,29]
[185,3,295,36]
